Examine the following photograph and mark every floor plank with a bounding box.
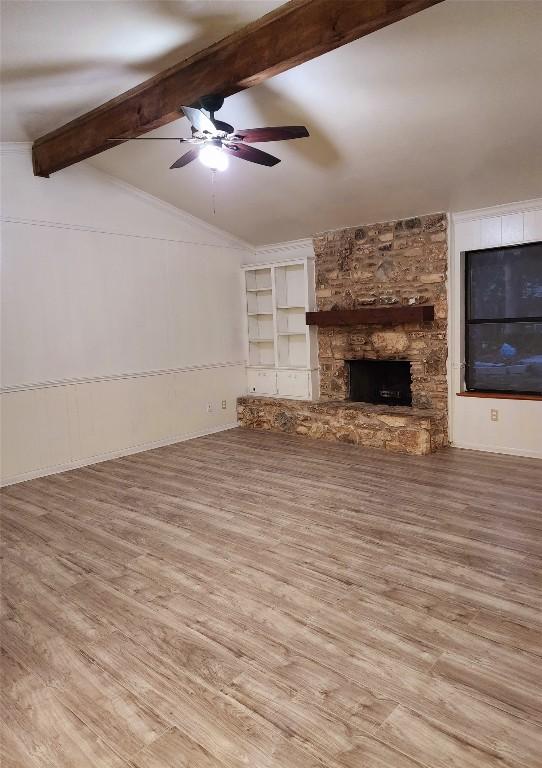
[1,428,542,767]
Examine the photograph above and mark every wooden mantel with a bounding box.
[306,305,434,327]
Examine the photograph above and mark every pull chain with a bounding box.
[211,169,216,215]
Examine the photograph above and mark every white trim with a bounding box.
[451,442,542,460]
[243,255,313,267]
[0,141,252,252]
[241,256,312,271]
[243,244,315,270]
[1,360,244,394]
[0,422,240,487]
[452,198,542,223]
[254,238,314,257]
[246,365,317,372]
[90,163,252,252]
[446,212,454,445]
[0,215,249,252]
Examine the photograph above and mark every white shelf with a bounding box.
[243,257,317,398]
[277,333,306,368]
[245,267,272,293]
[275,264,305,308]
[248,339,274,367]
[276,306,306,334]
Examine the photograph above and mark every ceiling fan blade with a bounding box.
[170,147,199,169]
[231,126,309,143]
[223,143,280,167]
[181,106,217,135]
[213,119,235,134]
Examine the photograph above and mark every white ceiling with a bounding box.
[2,0,542,245]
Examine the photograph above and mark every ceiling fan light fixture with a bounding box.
[198,143,228,172]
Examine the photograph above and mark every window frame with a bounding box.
[464,241,542,396]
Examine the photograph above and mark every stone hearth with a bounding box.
[238,212,448,455]
[237,396,447,455]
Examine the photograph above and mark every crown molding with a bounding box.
[242,237,314,266]
[256,237,314,256]
[1,142,252,252]
[1,214,255,253]
[452,198,542,223]
[89,163,253,252]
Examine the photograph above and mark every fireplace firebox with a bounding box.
[347,360,412,406]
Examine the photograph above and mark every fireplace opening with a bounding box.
[347,359,412,406]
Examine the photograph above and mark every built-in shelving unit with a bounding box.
[242,257,318,399]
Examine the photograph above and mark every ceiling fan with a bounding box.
[109,95,309,171]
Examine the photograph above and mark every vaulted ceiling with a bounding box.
[2,0,541,244]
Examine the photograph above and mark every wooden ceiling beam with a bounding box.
[32,0,442,177]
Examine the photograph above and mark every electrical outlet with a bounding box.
[490,409,499,422]
[221,400,227,409]
[206,402,213,413]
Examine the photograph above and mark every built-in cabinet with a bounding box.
[242,258,318,399]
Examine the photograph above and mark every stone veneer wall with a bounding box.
[314,212,448,426]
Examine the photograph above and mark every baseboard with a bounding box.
[450,441,541,460]
[0,421,239,487]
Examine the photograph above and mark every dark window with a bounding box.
[465,241,542,395]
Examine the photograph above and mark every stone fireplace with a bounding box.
[315,212,448,412]
[238,212,449,454]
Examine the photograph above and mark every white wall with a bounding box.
[1,144,251,485]
[449,199,542,458]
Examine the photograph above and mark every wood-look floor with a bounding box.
[1,428,542,768]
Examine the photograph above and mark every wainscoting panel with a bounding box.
[1,146,250,485]
[1,364,244,485]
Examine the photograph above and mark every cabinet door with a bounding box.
[247,369,277,395]
[277,370,309,398]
